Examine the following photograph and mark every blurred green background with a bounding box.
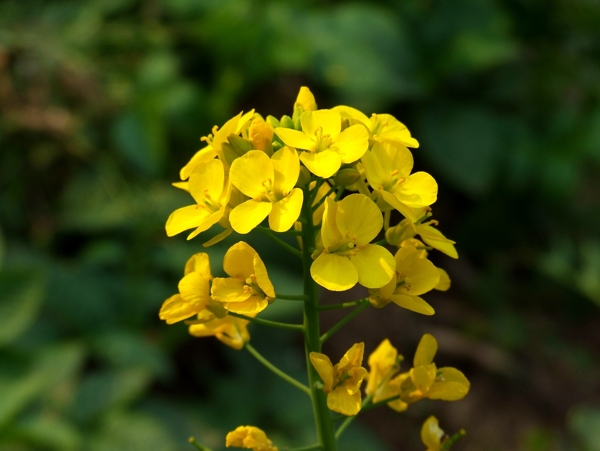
[1,0,600,450]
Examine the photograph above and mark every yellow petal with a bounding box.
[211,277,252,303]
[428,367,470,401]
[269,188,303,232]
[253,253,275,298]
[165,205,211,237]
[184,252,212,278]
[186,210,224,240]
[226,425,277,450]
[159,294,200,324]
[327,387,361,416]
[179,146,216,180]
[295,86,317,112]
[299,150,342,178]
[398,256,440,296]
[336,194,382,244]
[434,268,451,291]
[338,342,365,370]
[188,158,225,205]
[362,148,388,189]
[321,198,343,250]
[414,333,438,367]
[417,224,458,259]
[301,109,341,138]
[311,181,334,225]
[332,105,370,126]
[349,244,395,289]
[178,272,211,306]
[390,294,435,315]
[381,141,414,176]
[311,252,358,291]
[230,150,273,199]
[172,181,189,192]
[332,124,369,163]
[410,363,437,392]
[272,146,300,195]
[224,296,269,315]
[379,189,420,222]
[398,172,438,207]
[421,416,444,451]
[230,200,272,234]
[309,352,334,391]
[275,127,316,151]
[202,226,233,248]
[223,241,257,279]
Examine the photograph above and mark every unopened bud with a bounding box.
[266,115,280,128]
[385,219,415,246]
[227,134,253,155]
[280,115,294,129]
[295,166,311,188]
[333,167,361,186]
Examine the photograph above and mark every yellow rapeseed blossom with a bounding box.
[311,194,395,291]
[159,253,226,324]
[365,339,408,412]
[386,215,458,259]
[333,105,419,148]
[368,245,439,315]
[310,343,368,416]
[362,142,437,222]
[166,159,230,240]
[275,109,369,178]
[180,110,254,179]
[225,425,278,451]
[229,147,303,234]
[188,309,251,350]
[399,334,470,404]
[294,86,318,113]
[211,241,276,315]
[421,416,445,451]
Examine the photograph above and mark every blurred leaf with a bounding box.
[11,416,81,451]
[0,269,45,346]
[73,368,152,423]
[88,411,177,451]
[568,405,600,451]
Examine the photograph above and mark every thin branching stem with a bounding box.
[334,394,373,439]
[245,343,311,396]
[320,303,369,344]
[257,227,303,258]
[228,312,304,331]
[318,298,369,311]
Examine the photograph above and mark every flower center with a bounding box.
[313,126,333,153]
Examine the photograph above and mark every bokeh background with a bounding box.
[1,0,600,450]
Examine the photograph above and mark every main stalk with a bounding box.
[300,187,338,451]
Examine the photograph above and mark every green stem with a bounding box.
[188,437,212,451]
[257,227,303,258]
[276,293,308,301]
[228,312,304,331]
[318,299,369,311]
[300,186,339,451]
[320,303,369,345]
[308,178,326,205]
[311,185,336,211]
[334,186,344,201]
[245,343,311,396]
[441,430,466,451]
[374,238,388,246]
[335,394,373,439]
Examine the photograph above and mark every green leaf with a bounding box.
[0,269,45,346]
[11,416,82,451]
[568,405,600,451]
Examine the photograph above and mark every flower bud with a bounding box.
[333,167,361,187]
[385,219,416,246]
[295,166,311,188]
[266,115,280,128]
[280,115,294,129]
[227,134,253,155]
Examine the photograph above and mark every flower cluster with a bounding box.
[161,87,467,451]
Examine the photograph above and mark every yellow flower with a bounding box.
[188,309,251,350]
[294,86,318,113]
[434,268,451,291]
[386,216,458,259]
[333,105,419,148]
[180,110,254,179]
[399,334,470,404]
[229,147,303,234]
[247,116,274,155]
[368,245,440,315]
[421,416,444,451]
[311,194,395,291]
[365,339,408,412]
[166,159,229,240]
[211,242,276,315]
[275,109,369,178]
[159,253,226,324]
[225,425,278,451]
[310,343,368,416]
[362,142,437,222]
